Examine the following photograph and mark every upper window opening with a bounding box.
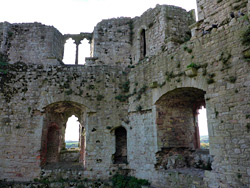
[79,39,90,65]
[63,38,75,64]
[65,115,80,149]
[140,29,146,59]
[63,38,90,65]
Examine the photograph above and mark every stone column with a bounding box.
[74,39,82,65]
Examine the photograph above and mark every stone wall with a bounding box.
[197,0,248,29]
[0,22,64,65]
[91,18,132,66]
[126,10,250,187]
[131,5,195,64]
[0,63,128,181]
[0,1,250,188]
[91,5,195,67]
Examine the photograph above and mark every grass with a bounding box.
[65,141,79,149]
[200,135,209,149]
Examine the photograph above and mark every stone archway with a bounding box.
[154,87,211,170]
[155,87,206,150]
[40,101,87,167]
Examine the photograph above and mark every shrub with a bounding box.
[229,76,237,83]
[122,81,130,93]
[136,105,142,112]
[115,95,128,102]
[96,94,104,101]
[112,174,149,188]
[187,63,199,69]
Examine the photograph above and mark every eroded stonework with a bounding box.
[0,1,250,188]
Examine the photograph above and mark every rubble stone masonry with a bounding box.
[0,1,250,187]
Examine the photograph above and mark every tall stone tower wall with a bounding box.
[91,5,195,67]
[131,5,195,64]
[0,22,64,65]
[91,18,132,66]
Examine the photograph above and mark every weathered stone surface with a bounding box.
[0,1,250,188]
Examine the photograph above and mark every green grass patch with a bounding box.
[112,174,150,188]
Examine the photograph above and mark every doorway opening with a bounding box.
[114,127,127,164]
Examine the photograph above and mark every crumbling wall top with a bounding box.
[0,22,64,65]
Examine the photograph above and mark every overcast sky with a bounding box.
[0,0,197,34]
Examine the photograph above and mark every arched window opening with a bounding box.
[114,127,127,164]
[46,125,60,163]
[41,101,87,168]
[79,39,90,65]
[198,106,209,149]
[63,38,75,64]
[65,115,80,149]
[155,87,211,170]
[140,29,146,59]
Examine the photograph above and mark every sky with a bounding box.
[1,0,207,140]
[65,115,80,141]
[0,0,197,34]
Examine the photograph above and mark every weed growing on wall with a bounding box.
[241,26,250,46]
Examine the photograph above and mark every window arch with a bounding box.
[63,38,75,64]
[114,127,127,164]
[40,101,86,167]
[155,87,211,170]
[155,87,206,150]
[65,115,80,149]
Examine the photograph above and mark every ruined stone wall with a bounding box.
[197,0,248,28]
[0,1,250,188]
[131,5,195,64]
[127,12,250,187]
[91,5,194,67]
[0,62,129,181]
[0,22,64,65]
[91,18,132,66]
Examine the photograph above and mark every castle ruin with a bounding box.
[0,0,250,187]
